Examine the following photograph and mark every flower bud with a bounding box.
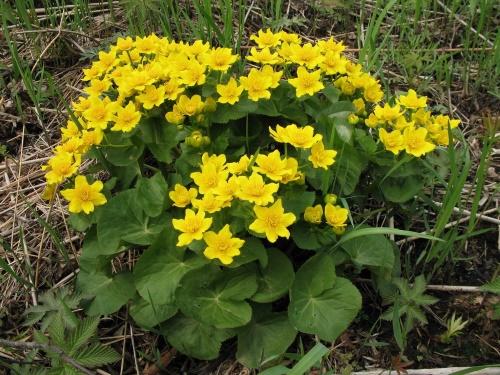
[324,193,337,205]
[204,97,217,112]
[347,113,359,125]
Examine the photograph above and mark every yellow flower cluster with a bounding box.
[364,89,461,156]
[42,29,459,217]
[170,123,337,264]
[303,203,349,234]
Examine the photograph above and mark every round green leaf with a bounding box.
[252,249,294,303]
[341,232,395,269]
[129,297,177,329]
[237,308,297,368]
[176,265,258,329]
[288,254,361,341]
[162,314,234,360]
[133,230,206,305]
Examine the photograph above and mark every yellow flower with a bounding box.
[203,225,245,265]
[403,127,435,157]
[176,95,205,116]
[72,96,92,114]
[374,103,403,123]
[324,203,348,234]
[236,172,278,206]
[205,47,238,72]
[252,150,291,181]
[353,98,365,114]
[249,199,296,243]
[394,116,415,131]
[61,121,81,141]
[112,102,141,132]
[201,152,227,171]
[320,51,347,75]
[187,40,210,57]
[190,163,229,194]
[96,50,117,72]
[84,78,112,96]
[308,141,337,169]
[41,183,57,202]
[134,34,159,54]
[179,60,206,86]
[317,37,345,54]
[364,113,380,128]
[55,137,83,155]
[83,97,115,130]
[44,152,81,185]
[398,89,427,109]
[250,28,282,48]
[261,65,283,88]
[304,204,323,224]
[246,47,282,65]
[169,184,198,207]
[289,43,324,68]
[412,108,432,126]
[163,79,184,101]
[280,157,301,184]
[116,36,134,51]
[213,175,239,203]
[165,107,185,125]
[282,124,322,148]
[239,68,273,101]
[363,82,383,103]
[216,78,244,105]
[379,128,405,155]
[269,124,289,143]
[136,85,166,110]
[227,155,251,175]
[172,209,213,247]
[434,114,460,129]
[192,193,228,213]
[82,64,101,81]
[288,67,324,97]
[60,175,107,214]
[81,128,104,150]
[279,31,301,44]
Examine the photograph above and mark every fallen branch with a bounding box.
[0,338,95,375]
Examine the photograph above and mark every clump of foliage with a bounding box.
[41,29,460,367]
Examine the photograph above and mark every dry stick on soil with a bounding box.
[0,338,95,375]
[396,206,498,245]
[30,8,65,74]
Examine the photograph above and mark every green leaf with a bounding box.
[341,231,395,269]
[129,297,177,329]
[332,143,367,195]
[74,343,120,367]
[133,230,207,305]
[380,175,424,203]
[252,249,294,303]
[228,237,269,269]
[236,308,297,368]
[77,271,135,316]
[480,277,500,294]
[135,172,169,217]
[291,222,336,251]
[333,227,443,249]
[288,254,361,341]
[288,342,329,375]
[68,316,100,354]
[68,212,93,232]
[97,190,168,251]
[282,189,315,217]
[211,98,258,123]
[102,133,144,166]
[162,314,234,360]
[176,265,258,329]
[354,128,377,154]
[139,117,179,163]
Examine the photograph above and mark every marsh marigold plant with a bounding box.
[43,29,461,367]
